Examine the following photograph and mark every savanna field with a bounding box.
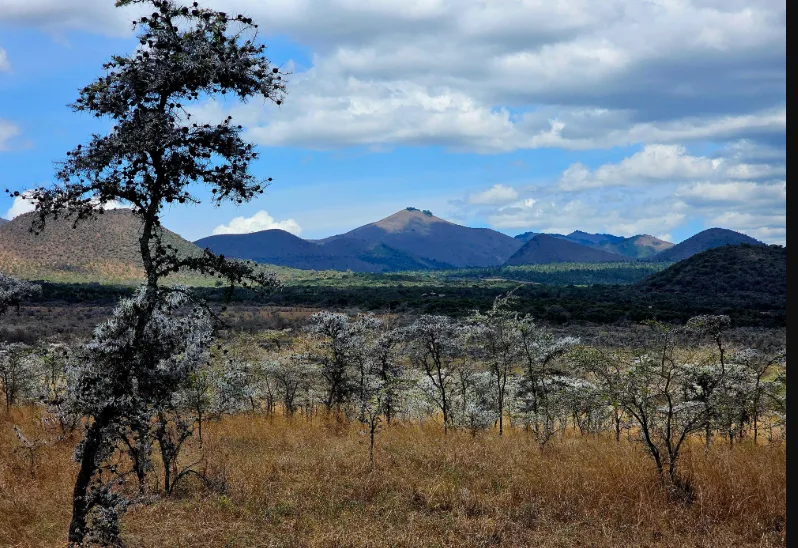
[0,0,786,546]
[1,408,786,548]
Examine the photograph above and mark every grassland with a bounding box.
[1,408,785,547]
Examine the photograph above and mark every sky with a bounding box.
[0,0,786,245]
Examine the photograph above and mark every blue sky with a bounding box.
[0,1,786,245]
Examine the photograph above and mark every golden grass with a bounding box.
[1,408,786,547]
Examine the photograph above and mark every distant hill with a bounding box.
[639,244,786,302]
[650,228,764,262]
[0,209,202,282]
[598,234,674,259]
[0,218,8,226]
[565,230,625,247]
[322,208,523,267]
[514,230,673,258]
[504,234,631,266]
[195,228,454,272]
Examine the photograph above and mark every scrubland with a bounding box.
[1,407,785,547]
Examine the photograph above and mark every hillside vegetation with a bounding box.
[640,244,786,297]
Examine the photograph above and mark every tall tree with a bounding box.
[13,1,286,544]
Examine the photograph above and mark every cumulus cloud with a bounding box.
[558,143,784,190]
[4,189,125,220]
[0,0,785,153]
[4,193,36,219]
[212,210,302,236]
[468,184,519,205]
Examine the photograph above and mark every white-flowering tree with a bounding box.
[0,343,41,411]
[465,292,523,435]
[617,317,730,490]
[0,273,41,317]
[265,356,314,417]
[305,312,375,413]
[403,315,464,433]
[13,0,286,542]
[513,317,579,447]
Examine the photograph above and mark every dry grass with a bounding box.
[1,408,786,547]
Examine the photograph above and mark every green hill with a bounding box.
[639,243,786,302]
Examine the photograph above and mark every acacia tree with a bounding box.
[403,315,464,433]
[466,292,522,435]
[15,1,286,543]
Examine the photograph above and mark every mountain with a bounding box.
[0,218,8,226]
[650,228,764,262]
[194,229,454,272]
[504,234,631,266]
[514,231,538,243]
[0,209,202,282]
[639,244,786,302]
[321,208,523,267]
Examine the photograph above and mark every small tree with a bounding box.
[618,317,730,491]
[466,292,522,435]
[514,316,579,447]
[403,315,464,433]
[0,343,40,411]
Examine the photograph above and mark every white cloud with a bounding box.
[455,142,785,244]
[4,193,36,219]
[212,210,303,236]
[558,143,784,190]
[675,181,785,208]
[4,189,125,219]
[0,120,21,151]
[0,47,9,71]
[468,184,519,205]
[0,0,783,153]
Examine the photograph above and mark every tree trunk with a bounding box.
[68,414,108,546]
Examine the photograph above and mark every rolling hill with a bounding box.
[650,228,764,262]
[639,244,786,302]
[504,234,632,265]
[322,208,523,267]
[0,209,202,282]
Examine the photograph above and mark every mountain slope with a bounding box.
[0,209,202,282]
[639,244,786,301]
[195,229,454,272]
[323,208,523,267]
[504,234,631,266]
[650,228,764,262]
[0,218,8,226]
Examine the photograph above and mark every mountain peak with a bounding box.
[371,208,451,233]
[651,227,764,262]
